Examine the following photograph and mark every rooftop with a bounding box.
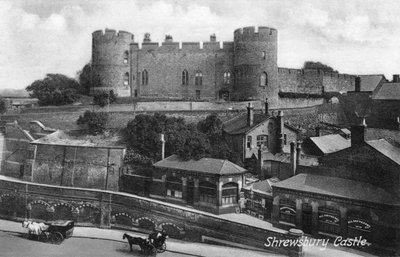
[259,151,319,166]
[153,155,247,175]
[223,113,271,135]
[309,134,351,154]
[358,74,386,91]
[243,177,280,195]
[366,139,400,166]
[273,173,400,206]
[373,82,400,100]
[30,130,126,148]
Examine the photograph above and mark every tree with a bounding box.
[93,90,117,107]
[0,98,7,114]
[303,61,338,73]
[77,63,92,95]
[77,111,109,135]
[26,74,80,106]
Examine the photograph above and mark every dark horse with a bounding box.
[123,233,155,255]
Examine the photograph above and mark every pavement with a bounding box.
[0,219,378,257]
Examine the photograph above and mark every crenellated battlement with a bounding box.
[278,67,356,79]
[130,40,234,52]
[234,26,277,42]
[92,28,134,43]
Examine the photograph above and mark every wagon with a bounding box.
[26,220,74,244]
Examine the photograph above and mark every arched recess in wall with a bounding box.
[195,71,203,86]
[124,72,129,88]
[182,70,189,85]
[260,72,268,87]
[142,70,148,85]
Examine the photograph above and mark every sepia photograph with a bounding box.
[0,0,399,256]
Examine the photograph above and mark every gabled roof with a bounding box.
[366,139,400,166]
[309,134,351,154]
[373,82,400,100]
[223,113,271,135]
[358,75,385,91]
[244,177,280,194]
[153,155,247,175]
[273,173,400,206]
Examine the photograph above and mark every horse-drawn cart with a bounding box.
[22,220,74,244]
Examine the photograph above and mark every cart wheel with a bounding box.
[39,232,49,242]
[158,242,166,253]
[51,232,64,244]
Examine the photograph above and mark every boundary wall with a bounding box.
[0,177,303,257]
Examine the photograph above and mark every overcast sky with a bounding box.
[1,0,400,90]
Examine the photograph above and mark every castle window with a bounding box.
[260,72,268,87]
[284,134,287,145]
[195,71,202,86]
[123,51,129,64]
[182,70,189,85]
[223,71,231,84]
[196,90,201,99]
[262,51,266,59]
[142,69,148,85]
[123,72,129,87]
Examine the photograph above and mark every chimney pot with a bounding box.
[355,77,361,92]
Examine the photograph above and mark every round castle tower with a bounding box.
[232,26,278,103]
[91,29,134,97]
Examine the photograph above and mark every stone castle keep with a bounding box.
[92,26,355,105]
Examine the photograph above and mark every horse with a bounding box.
[22,221,48,236]
[122,233,150,252]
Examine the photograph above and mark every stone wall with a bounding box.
[0,177,303,257]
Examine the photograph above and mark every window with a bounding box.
[199,181,216,204]
[223,71,231,84]
[123,72,129,87]
[284,134,287,145]
[262,51,266,59]
[256,135,268,148]
[166,176,182,199]
[195,71,202,86]
[196,90,200,100]
[318,207,340,236]
[142,69,148,85]
[247,136,252,148]
[182,70,189,85]
[167,189,182,198]
[260,72,268,87]
[222,182,238,205]
[123,51,129,64]
[279,200,296,225]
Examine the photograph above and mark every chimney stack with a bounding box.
[393,74,400,83]
[257,146,263,179]
[265,98,269,116]
[247,102,254,127]
[350,117,367,147]
[276,111,284,153]
[160,133,166,160]
[290,142,296,176]
[296,141,301,168]
[355,76,361,92]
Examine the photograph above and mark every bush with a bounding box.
[77,111,109,135]
[93,90,117,107]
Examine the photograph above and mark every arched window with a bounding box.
[279,199,296,225]
[123,51,129,64]
[142,69,148,85]
[123,72,129,87]
[260,72,268,87]
[195,71,202,86]
[182,70,189,85]
[223,71,231,84]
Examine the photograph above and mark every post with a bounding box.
[104,148,110,190]
[160,134,165,160]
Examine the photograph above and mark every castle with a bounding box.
[91,26,356,106]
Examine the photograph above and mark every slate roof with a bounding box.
[366,139,400,166]
[309,134,351,154]
[259,152,319,166]
[244,177,280,194]
[358,75,385,91]
[153,155,247,175]
[31,130,125,148]
[373,82,400,100]
[273,173,400,206]
[223,114,299,135]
